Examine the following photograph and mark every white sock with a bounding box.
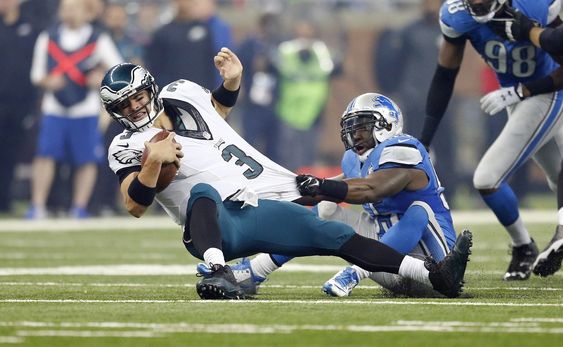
[351,265,371,280]
[506,217,532,246]
[558,207,563,226]
[203,248,225,267]
[398,255,431,287]
[250,253,280,278]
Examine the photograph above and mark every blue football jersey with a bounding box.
[440,0,560,87]
[341,134,451,221]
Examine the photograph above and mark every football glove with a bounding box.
[480,85,524,115]
[296,174,323,197]
[488,6,538,42]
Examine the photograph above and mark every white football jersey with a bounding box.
[108,79,300,225]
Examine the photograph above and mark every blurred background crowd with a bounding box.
[0,0,552,219]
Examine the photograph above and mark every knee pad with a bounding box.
[473,166,498,190]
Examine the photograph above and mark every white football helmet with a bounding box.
[463,0,507,23]
[100,63,163,132]
[340,93,403,152]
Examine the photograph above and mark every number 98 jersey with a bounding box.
[108,79,300,225]
[440,0,560,87]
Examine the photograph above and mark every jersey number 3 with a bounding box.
[221,144,264,179]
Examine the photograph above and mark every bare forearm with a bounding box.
[344,174,409,204]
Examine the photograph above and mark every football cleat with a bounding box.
[196,257,265,295]
[533,225,563,277]
[322,266,360,297]
[503,239,538,281]
[195,264,247,300]
[24,206,48,220]
[69,206,90,219]
[427,229,472,298]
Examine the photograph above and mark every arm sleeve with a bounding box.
[539,25,563,55]
[420,64,459,147]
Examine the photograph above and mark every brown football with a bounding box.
[141,130,178,192]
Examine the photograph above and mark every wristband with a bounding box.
[320,180,348,201]
[523,75,555,97]
[128,176,156,206]
[212,83,240,107]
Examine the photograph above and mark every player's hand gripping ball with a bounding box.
[141,130,179,192]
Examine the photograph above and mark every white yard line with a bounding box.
[0,336,23,344]
[16,330,160,338]
[0,210,556,232]
[0,281,561,292]
[0,320,562,335]
[1,299,562,307]
[0,263,560,277]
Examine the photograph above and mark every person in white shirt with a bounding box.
[27,0,122,219]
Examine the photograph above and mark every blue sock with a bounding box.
[270,254,293,267]
[380,204,428,254]
[480,183,519,226]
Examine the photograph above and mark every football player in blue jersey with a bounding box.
[480,4,563,278]
[199,93,468,297]
[419,0,563,281]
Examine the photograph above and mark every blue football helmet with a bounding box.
[100,63,163,131]
[463,0,507,23]
[340,93,403,152]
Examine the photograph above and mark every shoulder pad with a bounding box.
[548,0,561,24]
[159,79,210,101]
[439,1,478,37]
[515,0,558,26]
[379,145,422,167]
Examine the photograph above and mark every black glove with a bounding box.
[296,174,323,197]
[488,6,537,42]
[296,174,349,200]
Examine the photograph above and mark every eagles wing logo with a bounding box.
[113,148,143,165]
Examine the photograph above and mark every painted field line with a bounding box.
[0,263,560,277]
[2,299,562,307]
[1,281,561,292]
[1,321,563,335]
[0,264,560,277]
[0,209,555,232]
[16,330,159,338]
[0,336,23,344]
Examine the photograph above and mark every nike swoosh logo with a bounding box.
[397,139,409,143]
[117,143,130,148]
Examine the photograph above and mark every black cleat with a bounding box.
[533,225,563,277]
[427,229,472,298]
[196,264,247,300]
[503,239,538,281]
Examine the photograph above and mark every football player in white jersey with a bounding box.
[100,48,472,300]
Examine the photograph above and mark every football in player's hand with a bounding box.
[141,130,178,192]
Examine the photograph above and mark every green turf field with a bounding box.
[0,215,561,346]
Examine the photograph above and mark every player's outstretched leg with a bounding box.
[196,264,247,300]
[533,225,563,277]
[427,229,472,298]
